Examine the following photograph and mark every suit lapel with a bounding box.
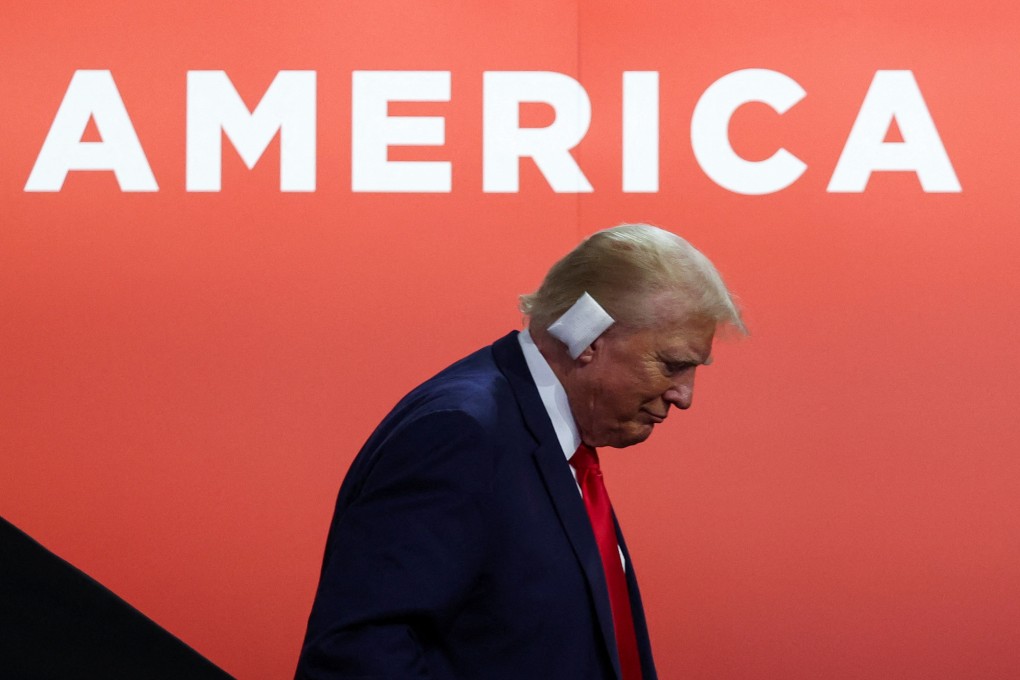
[615,515,658,680]
[491,332,623,680]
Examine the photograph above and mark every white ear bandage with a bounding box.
[546,292,615,359]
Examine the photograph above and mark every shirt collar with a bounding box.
[517,329,581,461]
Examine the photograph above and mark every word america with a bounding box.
[24,69,960,194]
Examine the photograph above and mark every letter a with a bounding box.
[25,70,157,191]
[828,70,961,192]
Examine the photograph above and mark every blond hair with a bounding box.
[519,224,745,334]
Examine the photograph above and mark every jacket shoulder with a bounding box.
[385,337,524,434]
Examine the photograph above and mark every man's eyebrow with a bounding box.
[661,354,712,367]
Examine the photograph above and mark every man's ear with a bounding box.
[575,336,603,365]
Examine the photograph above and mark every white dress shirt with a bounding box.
[517,329,581,462]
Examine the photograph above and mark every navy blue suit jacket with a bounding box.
[296,332,658,679]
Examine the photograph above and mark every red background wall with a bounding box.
[3,2,1018,678]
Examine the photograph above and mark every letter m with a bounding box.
[187,70,316,191]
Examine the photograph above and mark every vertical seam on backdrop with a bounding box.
[575,0,583,241]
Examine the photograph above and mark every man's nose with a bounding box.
[663,370,696,410]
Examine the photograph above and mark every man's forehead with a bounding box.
[653,317,716,359]
[608,315,712,355]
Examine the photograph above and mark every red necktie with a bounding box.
[570,444,643,680]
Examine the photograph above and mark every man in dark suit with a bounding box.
[295,224,745,680]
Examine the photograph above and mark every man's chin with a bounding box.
[604,423,654,449]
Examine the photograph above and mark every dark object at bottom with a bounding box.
[0,515,232,680]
